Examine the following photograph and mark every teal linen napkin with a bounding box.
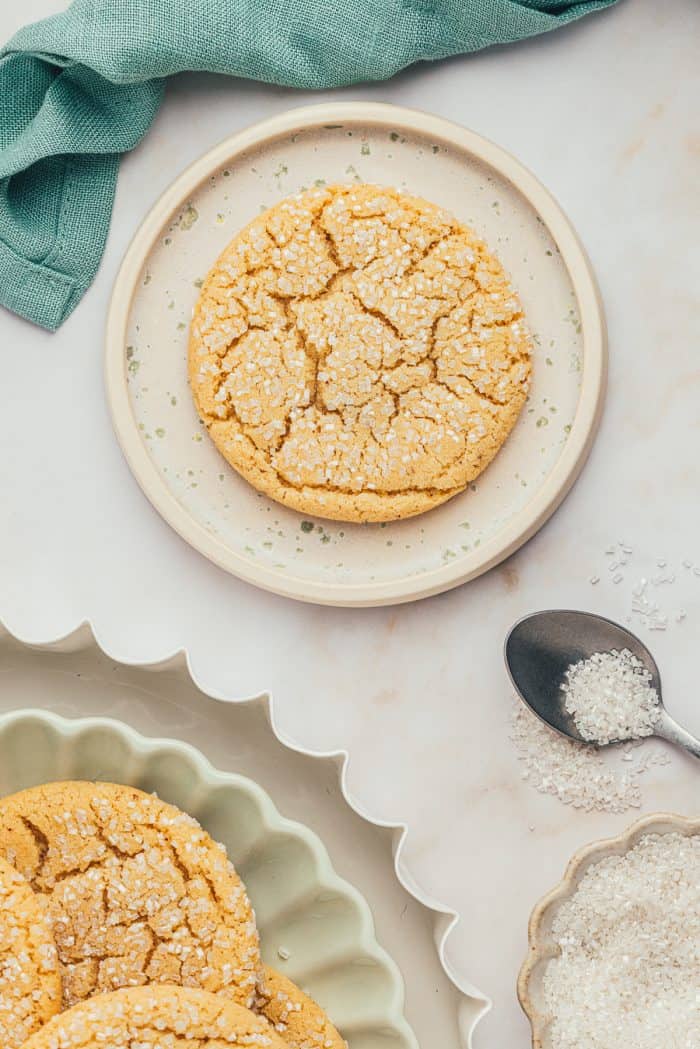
[0,0,617,330]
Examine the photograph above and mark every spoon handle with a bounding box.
[655,709,700,760]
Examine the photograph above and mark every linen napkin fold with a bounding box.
[0,0,617,331]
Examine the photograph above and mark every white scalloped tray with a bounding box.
[106,102,606,606]
[0,621,488,1048]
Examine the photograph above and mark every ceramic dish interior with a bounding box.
[0,706,417,1049]
[106,101,606,606]
[518,812,700,1049]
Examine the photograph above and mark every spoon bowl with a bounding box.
[505,609,700,758]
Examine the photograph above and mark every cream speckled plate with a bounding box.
[106,102,606,606]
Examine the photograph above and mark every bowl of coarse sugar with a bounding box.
[518,812,700,1049]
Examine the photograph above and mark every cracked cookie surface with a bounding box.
[256,965,346,1049]
[21,984,288,1048]
[0,782,260,1010]
[0,855,61,1047]
[189,184,532,522]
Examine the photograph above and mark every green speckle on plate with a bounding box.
[179,203,199,231]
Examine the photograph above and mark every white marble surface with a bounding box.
[1,0,699,1044]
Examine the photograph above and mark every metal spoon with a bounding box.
[505,609,700,759]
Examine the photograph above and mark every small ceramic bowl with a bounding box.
[518,812,700,1048]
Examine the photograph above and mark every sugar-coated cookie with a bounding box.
[257,965,346,1049]
[189,183,532,523]
[21,984,288,1048]
[0,782,260,1008]
[0,855,61,1047]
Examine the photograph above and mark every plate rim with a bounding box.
[105,101,607,607]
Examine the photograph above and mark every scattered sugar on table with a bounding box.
[509,702,644,813]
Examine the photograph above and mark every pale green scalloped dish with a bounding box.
[0,708,417,1049]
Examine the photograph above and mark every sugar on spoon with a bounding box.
[505,609,700,760]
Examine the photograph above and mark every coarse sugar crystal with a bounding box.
[562,648,660,745]
[509,702,642,813]
[543,832,700,1049]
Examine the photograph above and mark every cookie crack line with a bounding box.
[315,221,344,272]
[341,286,405,343]
[48,855,111,888]
[92,822,133,861]
[19,816,49,879]
[268,471,466,498]
[439,371,515,409]
[189,183,532,522]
